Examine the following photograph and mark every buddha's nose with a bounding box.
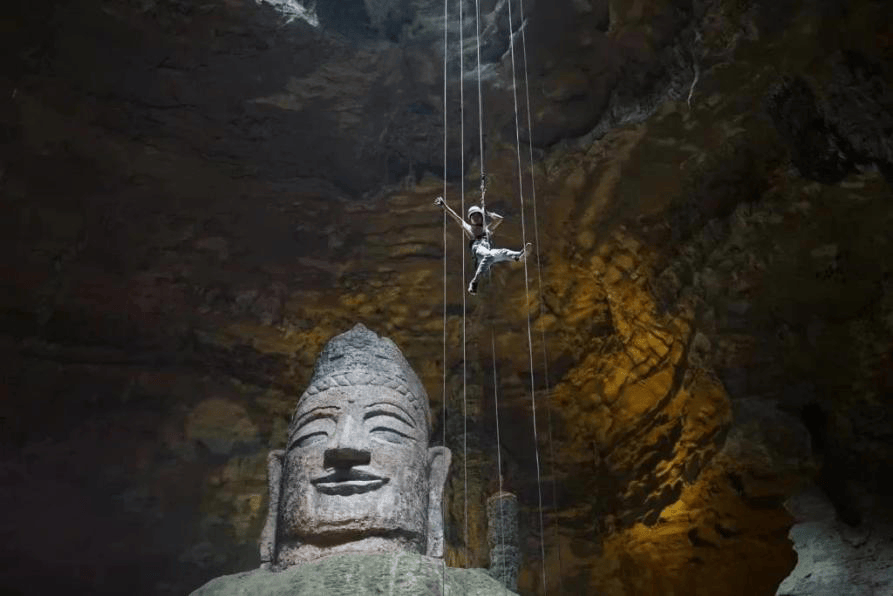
[324,415,371,468]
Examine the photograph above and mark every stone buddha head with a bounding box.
[260,324,451,568]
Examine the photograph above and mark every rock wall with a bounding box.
[778,486,893,596]
[1,0,892,595]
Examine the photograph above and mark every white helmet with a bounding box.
[467,205,484,219]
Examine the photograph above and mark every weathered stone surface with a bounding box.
[777,487,893,596]
[193,551,512,595]
[766,75,855,184]
[187,398,260,456]
[267,324,451,566]
[192,324,514,594]
[2,0,893,595]
[487,492,520,592]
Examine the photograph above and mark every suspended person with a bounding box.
[435,196,531,295]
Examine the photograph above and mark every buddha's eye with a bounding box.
[370,426,412,444]
[365,410,415,445]
[289,417,335,450]
[293,431,328,448]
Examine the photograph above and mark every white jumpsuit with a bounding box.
[469,236,525,291]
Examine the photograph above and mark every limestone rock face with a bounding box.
[777,487,893,596]
[191,551,514,596]
[2,0,893,595]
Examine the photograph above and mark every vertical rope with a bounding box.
[518,1,564,590]
[459,0,469,570]
[441,0,449,589]
[506,0,547,592]
[474,0,485,186]
[442,0,449,458]
[473,0,488,239]
[475,5,506,587]
[490,328,505,572]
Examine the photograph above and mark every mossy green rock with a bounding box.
[190,552,516,595]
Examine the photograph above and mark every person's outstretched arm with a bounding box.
[435,197,474,239]
[485,211,504,233]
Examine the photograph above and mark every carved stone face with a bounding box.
[278,384,433,549]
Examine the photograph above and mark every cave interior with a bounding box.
[2,0,893,594]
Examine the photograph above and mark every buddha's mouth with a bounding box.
[312,471,390,495]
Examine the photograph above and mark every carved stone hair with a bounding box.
[288,324,432,437]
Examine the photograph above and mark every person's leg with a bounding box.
[513,243,532,261]
[468,243,533,294]
[488,242,532,263]
[489,247,522,263]
[468,254,494,294]
[468,241,492,294]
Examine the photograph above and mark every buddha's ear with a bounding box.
[259,449,285,569]
[425,446,452,558]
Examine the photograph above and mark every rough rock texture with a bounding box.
[192,551,513,595]
[261,324,452,569]
[487,492,521,591]
[2,0,893,594]
[777,487,893,596]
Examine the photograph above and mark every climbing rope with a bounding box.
[474,0,488,235]
[458,0,470,569]
[517,0,564,588]
[471,0,511,582]
[474,0,485,180]
[475,0,510,583]
[490,328,506,575]
[505,0,548,591]
[441,0,449,589]
[441,0,557,585]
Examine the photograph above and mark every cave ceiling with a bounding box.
[2,0,893,595]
